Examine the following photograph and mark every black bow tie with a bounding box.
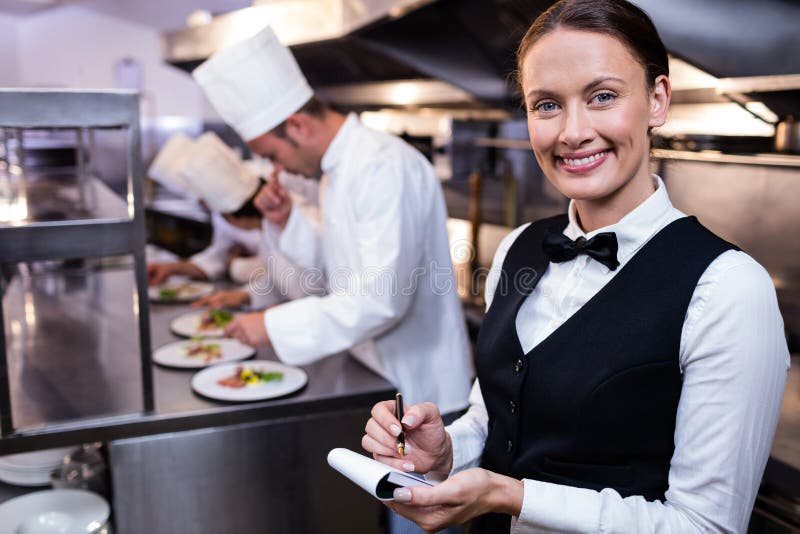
[542,228,620,270]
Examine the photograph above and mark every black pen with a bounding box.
[395,392,405,457]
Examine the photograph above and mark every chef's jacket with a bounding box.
[192,167,319,305]
[264,114,473,413]
[191,212,264,283]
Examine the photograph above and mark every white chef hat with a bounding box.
[147,133,202,198]
[192,25,313,142]
[181,132,261,214]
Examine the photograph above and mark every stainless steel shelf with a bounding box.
[471,138,800,169]
[651,149,800,168]
[0,89,153,440]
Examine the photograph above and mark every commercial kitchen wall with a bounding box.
[10,5,210,121]
[0,14,20,86]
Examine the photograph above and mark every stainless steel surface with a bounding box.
[109,408,384,534]
[0,265,394,454]
[775,117,800,154]
[162,0,435,62]
[0,89,153,441]
[317,79,477,108]
[651,149,800,168]
[658,159,800,346]
[716,75,800,95]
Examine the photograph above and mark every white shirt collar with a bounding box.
[564,175,675,266]
[321,112,359,176]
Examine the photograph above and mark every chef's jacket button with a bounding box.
[514,359,523,373]
[509,400,516,414]
[542,286,551,297]
[548,319,558,328]
[507,440,513,453]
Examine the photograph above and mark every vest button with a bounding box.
[514,359,523,373]
[509,400,516,414]
[507,440,513,453]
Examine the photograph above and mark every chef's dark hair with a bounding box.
[517,0,669,94]
[227,179,265,219]
[270,95,329,142]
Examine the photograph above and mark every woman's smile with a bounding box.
[557,149,612,173]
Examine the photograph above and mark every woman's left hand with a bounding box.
[387,468,523,533]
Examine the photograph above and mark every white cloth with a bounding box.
[264,114,473,413]
[446,176,789,533]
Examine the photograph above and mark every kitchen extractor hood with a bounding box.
[162,0,549,111]
[163,0,800,119]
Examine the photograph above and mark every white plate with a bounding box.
[0,489,109,534]
[170,310,233,338]
[148,281,214,303]
[0,448,72,487]
[191,361,308,402]
[152,338,255,369]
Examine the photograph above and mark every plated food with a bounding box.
[148,281,214,303]
[217,365,284,388]
[152,338,254,369]
[185,338,222,363]
[170,309,234,338]
[191,361,307,402]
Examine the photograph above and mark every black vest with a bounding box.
[472,215,736,533]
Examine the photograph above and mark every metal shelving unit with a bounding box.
[0,89,153,442]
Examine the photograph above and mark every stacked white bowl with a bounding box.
[0,448,72,487]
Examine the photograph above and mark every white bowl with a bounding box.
[0,489,108,534]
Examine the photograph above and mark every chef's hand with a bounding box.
[191,289,250,310]
[254,171,292,229]
[387,468,523,533]
[224,311,270,347]
[147,261,206,286]
[362,401,453,477]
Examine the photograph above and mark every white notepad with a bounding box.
[327,448,436,501]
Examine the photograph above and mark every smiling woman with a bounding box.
[360,1,790,533]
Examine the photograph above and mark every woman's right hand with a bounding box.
[362,401,453,476]
[191,289,250,309]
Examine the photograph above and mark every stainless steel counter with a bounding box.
[0,264,394,454]
[1,264,394,533]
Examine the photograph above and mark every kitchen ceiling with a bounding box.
[0,0,61,16]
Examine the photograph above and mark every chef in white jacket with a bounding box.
[147,131,312,307]
[192,25,473,415]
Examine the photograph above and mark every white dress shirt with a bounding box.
[446,176,789,533]
[264,114,473,413]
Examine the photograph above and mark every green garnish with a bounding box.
[209,309,234,328]
[159,288,178,299]
[258,371,283,382]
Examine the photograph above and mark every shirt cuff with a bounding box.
[445,426,481,475]
[264,298,323,366]
[511,479,602,533]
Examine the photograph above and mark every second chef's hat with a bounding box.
[180,132,261,214]
[147,133,202,198]
[192,25,313,142]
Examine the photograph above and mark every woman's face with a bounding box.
[521,28,669,209]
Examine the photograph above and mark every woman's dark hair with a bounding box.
[517,0,669,90]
